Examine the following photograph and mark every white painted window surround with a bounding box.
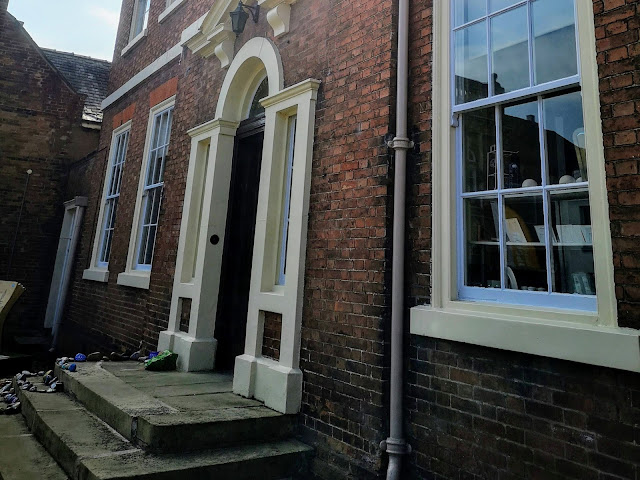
[117,96,175,290]
[158,0,187,24]
[157,37,321,416]
[411,0,640,373]
[83,121,131,284]
[121,28,148,57]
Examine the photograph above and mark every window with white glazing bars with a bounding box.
[98,129,129,266]
[136,107,173,269]
[453,0,596,310]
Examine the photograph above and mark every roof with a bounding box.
[42,49,111,124]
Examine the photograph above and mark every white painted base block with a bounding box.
[233,354,302,414]
[157,330,217,372]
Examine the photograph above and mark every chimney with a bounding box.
[1,0,8,12]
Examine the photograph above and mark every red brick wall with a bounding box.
[595,0,640,329]
[0,6,92,342]
[64,3,395,476]
[403,1,640,478]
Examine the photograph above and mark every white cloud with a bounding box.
[88,6,120,30]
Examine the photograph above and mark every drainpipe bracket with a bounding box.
[380,437,412,455]
[387,136,414,150]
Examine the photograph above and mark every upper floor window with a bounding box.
[453,0,596,310]
[130,0,150,40]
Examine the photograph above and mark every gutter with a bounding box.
[380,0,412,478]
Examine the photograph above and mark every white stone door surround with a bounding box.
[158,36,320,414]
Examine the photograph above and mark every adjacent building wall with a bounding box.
[0,1,96,345]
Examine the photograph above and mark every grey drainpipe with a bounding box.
[380,0,412,478]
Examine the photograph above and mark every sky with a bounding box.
[7,0,122,61]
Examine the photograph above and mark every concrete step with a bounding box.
[0,414,69,480]
[16,384,312,480]
[53,361,297,452]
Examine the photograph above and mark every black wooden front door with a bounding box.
[214,120,264,371]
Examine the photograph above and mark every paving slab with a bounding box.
[0,416,68,480]
[161,392,260,411]
[149,381,233,398]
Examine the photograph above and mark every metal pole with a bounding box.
[6,169,32,277]
[382,0,411,477]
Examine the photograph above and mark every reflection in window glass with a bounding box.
[550,190,594,294]
[533,0,577,84]
[454,0,486,27]
[463,108,496,192]
[543,91,586,184]
[502,100,541,189]
[455,21,488,104]
[465,198,500,288]
[489,0,518,13]
[491,6,529,94]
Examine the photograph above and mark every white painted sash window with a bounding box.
[408,1,640,374]
[99,129,129,266]
[453,0,596,310]
[131,0,150,40]
[135,106,173,270]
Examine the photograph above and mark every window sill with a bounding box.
[82,268,109,283]
[410,305,640,373]
[158,0,187,24]
[116,271,150,289]
[121,28,148,57]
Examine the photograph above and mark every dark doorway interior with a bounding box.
[214,116,264,371]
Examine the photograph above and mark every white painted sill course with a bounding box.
[158,0,187,23]
[410,305,640,373]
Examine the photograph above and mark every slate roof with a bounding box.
[42,49,111,124]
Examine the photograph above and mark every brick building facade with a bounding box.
[58,0,639,478]
[0,0,109,348]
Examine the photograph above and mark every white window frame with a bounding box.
[158,0,187,24]
[118,96,175,289]
[410,1,640,373]
[82,121,131,283]
[122,0,150,56]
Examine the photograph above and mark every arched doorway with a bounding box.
[160,37,320,414]
[214,77,267,370]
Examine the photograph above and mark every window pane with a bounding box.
[464,197,500,288]
[504,195,547,291]
[454,0,486,27]
[543,91,586,184]
[138,226,150,265]
[144,225,156,264]
[489,0,518,13]
[502,99,541,188]
[491,6,529,94]
[550,190,594,294]
[150,188,162,224]
[533,0,577,84]
[462,107,496,192]
[455,21,488,104]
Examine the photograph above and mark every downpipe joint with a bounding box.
[380,437,412,479]
[387,136,414,150]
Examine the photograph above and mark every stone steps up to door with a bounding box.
[15,364,312,480]
[53,361,298,452]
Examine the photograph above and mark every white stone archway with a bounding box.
[159,36,320,414]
